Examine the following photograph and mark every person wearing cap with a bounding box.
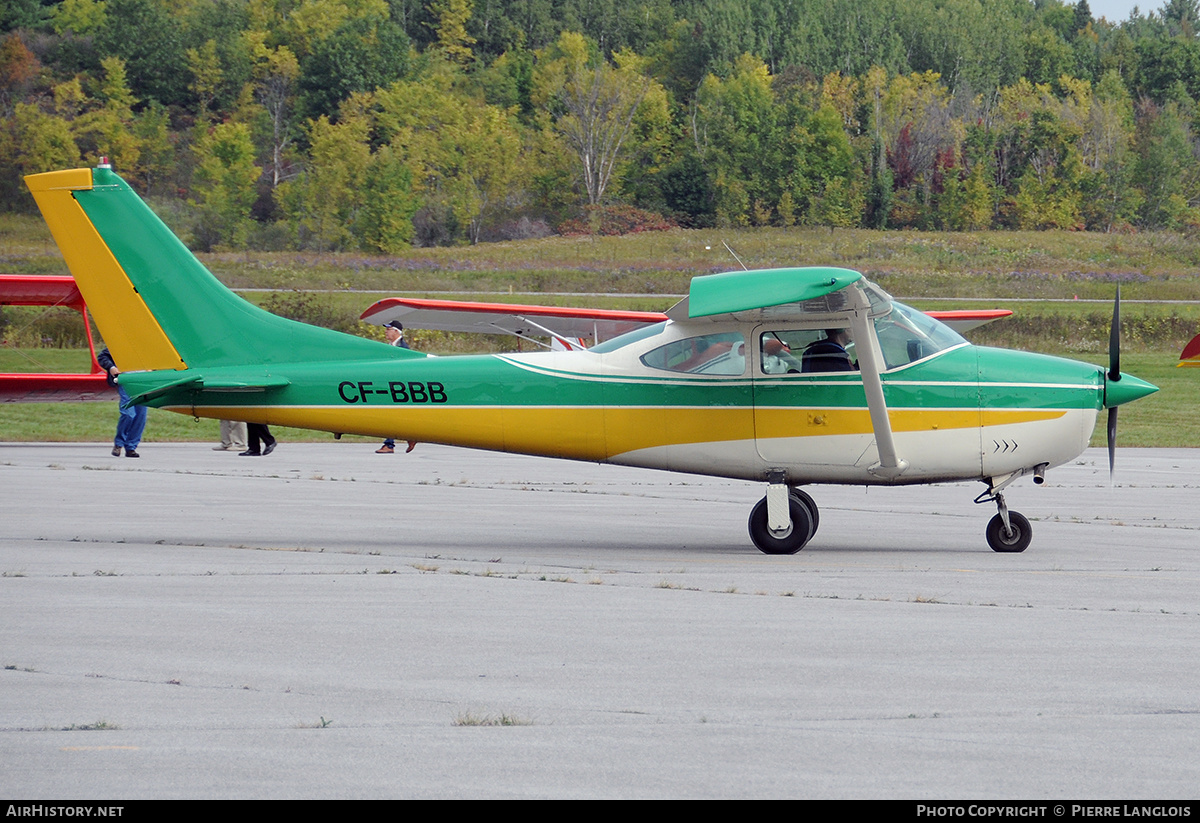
[384,320,409,348]
[377,321,416,454]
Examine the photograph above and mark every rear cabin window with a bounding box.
[641,332,746,376]
[589,321,668,353]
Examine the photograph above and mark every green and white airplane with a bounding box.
[26,163,1158,554]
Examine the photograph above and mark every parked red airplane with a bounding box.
[0,274,110,402]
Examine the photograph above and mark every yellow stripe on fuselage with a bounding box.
[753,407,1066,438]
[175,404,1068,462]
[25,169,184,373]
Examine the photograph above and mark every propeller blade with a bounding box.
[1107,287,1121,485]
[1107,406,1118,483]
[1109,286,1121,382]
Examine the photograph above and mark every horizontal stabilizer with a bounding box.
[120,371,291,407]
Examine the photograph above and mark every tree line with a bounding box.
[4,0,1200,251]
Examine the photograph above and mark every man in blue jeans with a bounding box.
[96,348,147,457]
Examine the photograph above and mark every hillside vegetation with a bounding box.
[9,0,1200,250]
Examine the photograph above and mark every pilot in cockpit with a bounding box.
[801,329,857,373]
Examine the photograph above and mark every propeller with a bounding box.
[1107,287,1121,482]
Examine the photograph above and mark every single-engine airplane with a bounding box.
[24,163,1158,553]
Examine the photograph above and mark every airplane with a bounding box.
[0,273,111,402]
[23,162,1158,554]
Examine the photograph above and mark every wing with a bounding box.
[925,309,1013,333]
[666,268,1011,332]
[0,274,112,402]
[360,297,668,350]
[359,293,1010,349]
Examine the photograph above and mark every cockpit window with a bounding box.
[641,332,747,375]
[873,302,966,369]
[760,330,857,374]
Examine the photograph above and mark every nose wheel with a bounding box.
[976,483,1033,553]
[986,510,1032,553]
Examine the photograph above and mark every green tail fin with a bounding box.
[26,164,400,373]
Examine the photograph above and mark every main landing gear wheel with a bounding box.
[749,495,815,555]
[789,488,819,538]
[986,511,1032,553]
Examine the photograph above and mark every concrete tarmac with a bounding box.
[2,441,1198,798]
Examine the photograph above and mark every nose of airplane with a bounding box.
[1103,370,1158,409]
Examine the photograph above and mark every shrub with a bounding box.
[557,205,676,236]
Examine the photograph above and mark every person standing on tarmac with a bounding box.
[97,348,147,458]
[376,320,416,455]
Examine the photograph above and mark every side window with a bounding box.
[641,332,746,375]
[760,333,806,374]
[760,330,857,374]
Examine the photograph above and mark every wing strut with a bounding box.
[485,316,584,350]
[848,289,908,479]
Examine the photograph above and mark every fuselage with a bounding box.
[152,313,1108,486]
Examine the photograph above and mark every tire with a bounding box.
[748,495,814,555]
[789,488,819,538]
[986,511,1032,553]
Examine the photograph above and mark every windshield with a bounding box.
[873,302,966,369]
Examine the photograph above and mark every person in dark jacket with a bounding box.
[96,348,147,457]
[801,329,857,373]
